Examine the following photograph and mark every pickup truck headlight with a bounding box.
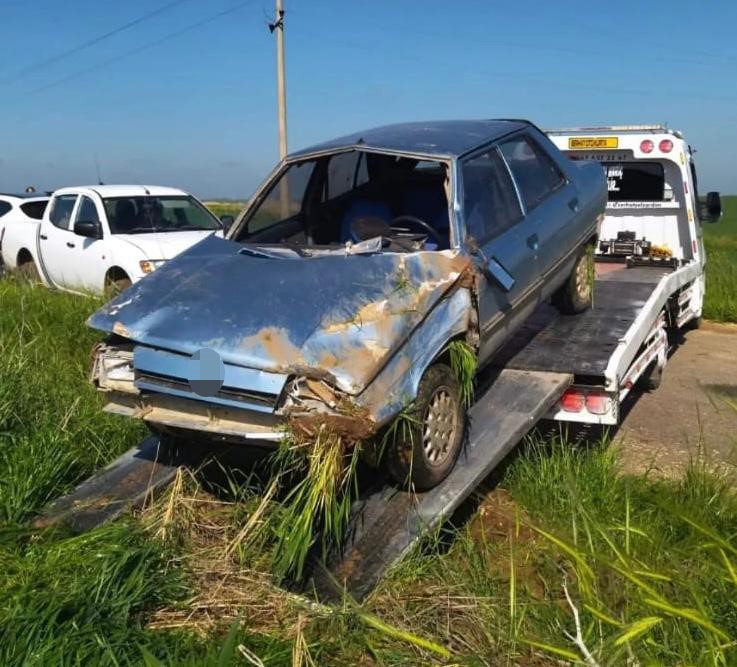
[139,259,166,274]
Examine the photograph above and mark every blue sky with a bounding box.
[1,0,735,198]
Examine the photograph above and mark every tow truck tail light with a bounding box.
[659,139,673,153]
[585,391,611,415]
[640,139,654,154]
[560,388,585,412]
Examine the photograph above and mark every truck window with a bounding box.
[76,196,101,224]
[49,195,78,230]
[20,200,47,220]
[0,201,11,218]
[462,148,523,243]
[605,162,664,201]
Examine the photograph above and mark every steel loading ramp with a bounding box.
[312,368,571,602]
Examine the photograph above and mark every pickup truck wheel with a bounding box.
[105,274,132,296]
[384,363,465,491]
[17,259,41,283]
[553,246,594,315]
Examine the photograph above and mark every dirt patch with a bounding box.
[615,323,737,476]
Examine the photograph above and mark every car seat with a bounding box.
[340,199,393,243]
[114,199,137,233]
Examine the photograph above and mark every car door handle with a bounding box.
[526,233,539,251]
[66,241,75,248]
[39,234,48,240]
[568,197,580,212]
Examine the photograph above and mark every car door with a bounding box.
[460,145,542,362]
[67,195,108,292]
[39,194,79,288]
[498,131,580,283]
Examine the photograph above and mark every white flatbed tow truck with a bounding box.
[37,125,723,600]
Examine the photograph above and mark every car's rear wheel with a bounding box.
[553,245,594,315]
[384,363,465,491]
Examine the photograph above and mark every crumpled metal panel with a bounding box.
[89,235,472,396]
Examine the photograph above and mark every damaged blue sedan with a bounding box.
[89,120,606,490]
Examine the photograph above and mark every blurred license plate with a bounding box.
[569,137,618,149]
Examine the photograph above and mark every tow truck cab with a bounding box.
[548,126,721,268]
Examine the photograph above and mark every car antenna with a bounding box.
[94,153,104,185]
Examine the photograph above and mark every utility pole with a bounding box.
[269,0,289,216]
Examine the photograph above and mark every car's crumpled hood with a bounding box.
[114,230,222,260]
[89,235,471,395]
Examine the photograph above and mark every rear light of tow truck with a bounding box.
[659,139,673,153]
[640,139,654,154]
[559,388,612,415]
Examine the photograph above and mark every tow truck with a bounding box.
[38,125,722,601]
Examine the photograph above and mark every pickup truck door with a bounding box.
[67,195,108,292]
[460,147,542,362]
[39,194,79,288]
[499,132,581,282]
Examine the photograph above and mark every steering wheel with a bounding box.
[389,215,442,248]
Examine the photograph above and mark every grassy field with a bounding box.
[0,200,734,664]
[703,195,737,322]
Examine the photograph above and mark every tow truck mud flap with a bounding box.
[33,437,200,533]
[312,369,572,602]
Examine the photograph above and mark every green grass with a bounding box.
[204,201,244,220]
[703,195,737,322]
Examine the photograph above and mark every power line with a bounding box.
[28,1,254,95]
[5,0,194,82]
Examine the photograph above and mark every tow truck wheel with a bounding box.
[384,363,465,491]
[553,245,594,315]
[641,361,663,391]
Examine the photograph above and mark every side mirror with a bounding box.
[700,192,722,223]
[74,219,102,239]
[466,236,515,292]
[220,215,235,233]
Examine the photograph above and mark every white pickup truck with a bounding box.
[1,185,225,294]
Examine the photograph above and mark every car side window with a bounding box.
[20,201,47,220]
[76,196,101,224]
[499,135,566,211]
[462,148,523,243]
[0,201,11,218]
[49,195,78,230]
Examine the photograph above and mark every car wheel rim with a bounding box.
[575,255,591,299]
[422,386,458,466]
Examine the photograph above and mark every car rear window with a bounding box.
[20,200,48,220]
[605,162,664,201]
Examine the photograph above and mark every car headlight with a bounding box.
[139,259,166,274]
[93,345,136,392]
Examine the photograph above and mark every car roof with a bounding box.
[52,185,189,198]
[288,119,531,160]
[0,193,50,202]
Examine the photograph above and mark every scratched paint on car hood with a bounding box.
[89,235,471,394]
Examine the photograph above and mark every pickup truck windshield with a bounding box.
[103,195,221,234]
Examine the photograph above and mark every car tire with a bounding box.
[17,259,41,283]
[553,246,594,315]
[384,363,465,491]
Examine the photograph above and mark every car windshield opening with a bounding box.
[235,150,452,254]
[104,195,221,234]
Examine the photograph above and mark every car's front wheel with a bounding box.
[553,245,594,315]
[384,363,465,491]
